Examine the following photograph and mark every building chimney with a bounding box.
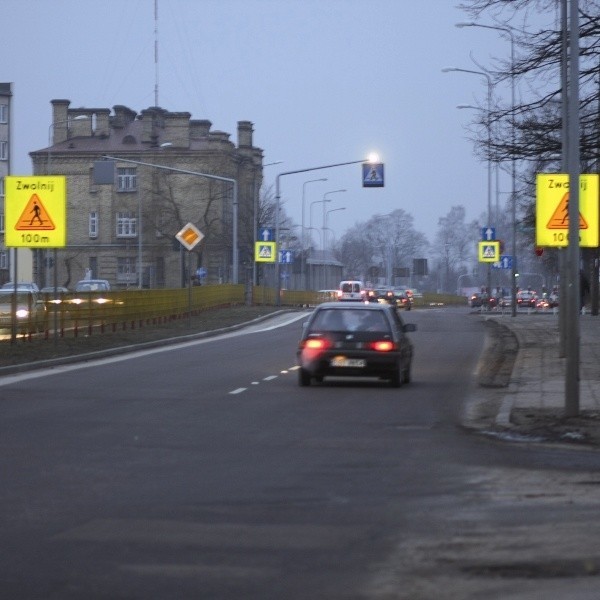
[50,99,70,144]
[238,121,253,148]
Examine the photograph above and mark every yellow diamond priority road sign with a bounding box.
[176,222,204,251]
[5,176,66,247]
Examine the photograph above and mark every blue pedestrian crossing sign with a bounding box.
[362,162,384,187]
[254,241,276,262]
[478,241,500,263]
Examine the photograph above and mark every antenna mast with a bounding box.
[154,0,159,106]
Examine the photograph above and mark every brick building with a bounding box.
[29,100,263,289]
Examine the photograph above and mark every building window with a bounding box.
[0,104,7,124]
[88,256,98,279]
[117,257,137,284]
[117,167,137,192]
[0,141,7,161]
[116,212,137,237]
[89,211,98,238]
[0,251,7,269]
[0,177,4,198]
[0,213,4,233]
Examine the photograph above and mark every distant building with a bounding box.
[29,100,263,289]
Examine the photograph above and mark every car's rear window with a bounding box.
[311,309,389,332]
[341,282,361,293]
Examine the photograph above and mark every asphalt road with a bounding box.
[2,308,600,599]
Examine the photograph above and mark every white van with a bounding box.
[337,280,366,302]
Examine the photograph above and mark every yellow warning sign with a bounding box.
[15,194,56,230]
[536,174,598,247]
[255,241,276,262]
[4,176,66,248]
[545,192,588,230]
[478,241,500,263]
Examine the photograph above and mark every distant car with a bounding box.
[74,279,111,292]
[373,288,395,305]
[469,292,496,310]
[337,280,366,302]
[0,289,46,333]
[392,289,412,310]
[517,291,537,308]
[296,301,416,387]
[1,282,40,292]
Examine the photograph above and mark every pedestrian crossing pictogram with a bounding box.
[255,241,276,262]
[546,192,588,230]
[15,194,56,230]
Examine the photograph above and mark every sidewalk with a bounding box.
[467,310,600,446]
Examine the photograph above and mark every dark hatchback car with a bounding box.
[297,302,416,387]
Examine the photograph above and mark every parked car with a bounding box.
[74,279,111,292]
[40,286,69,294]
[1,281,40,292]
[297,301,416,387]
[0,289,46,333]
[317,290,338,303]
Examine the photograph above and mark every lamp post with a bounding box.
[46,114,89,343]
[443,66,493,297]
[310,197,331,289]
[321,190,346,252]
[274,157,374,305]
[456,22,518,317]
[301,178,327,289]
[325,206,346,289]
[305,226,322,289]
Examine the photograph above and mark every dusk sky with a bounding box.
[3,0,553,246]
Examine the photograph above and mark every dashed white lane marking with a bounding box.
[228,366,300,395]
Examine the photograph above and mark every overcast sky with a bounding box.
[3,0,552,246]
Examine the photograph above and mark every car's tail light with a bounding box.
[302,337,332,350]
[368,340,396,352]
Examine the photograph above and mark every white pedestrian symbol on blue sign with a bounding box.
[258,244,272,258]
[362,163,384,188]
[482,245,496,259]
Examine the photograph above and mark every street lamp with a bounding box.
[102,155,240,284]
[45,114,89,343]
[320,189,346,250]
[325,206,346,288]
[301,177,327,289]
[274,156,374,305]
[456,22,518,317]
[443,66,493,296]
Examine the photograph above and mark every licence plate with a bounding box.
[331,356,366,368]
